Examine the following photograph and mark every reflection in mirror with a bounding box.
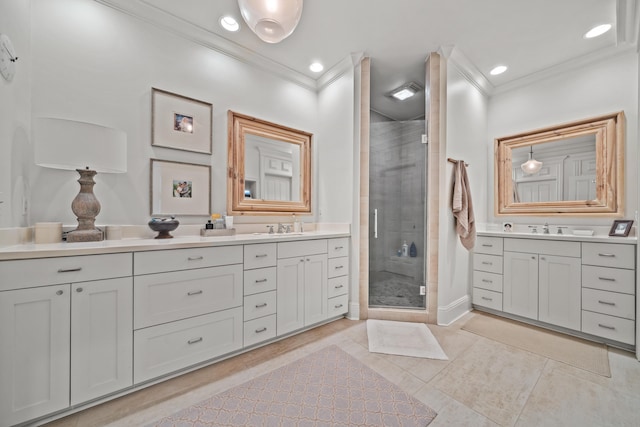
[495,112,624,216]
[228,111,311,215]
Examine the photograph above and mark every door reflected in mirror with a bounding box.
[228,111,311,215]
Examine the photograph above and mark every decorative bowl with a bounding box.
[148,217,179,239]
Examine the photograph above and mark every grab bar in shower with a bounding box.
[374,208,378,239]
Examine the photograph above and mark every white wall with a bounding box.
[27,0,322,227]
[488,52,639,226]
[437,58,489,325]
[0,0,32,228]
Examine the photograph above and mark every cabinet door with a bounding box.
[277,257,305,335]
[304,254,328,326]
[0,285,71,426]
[71,277,133,405]
[503,251,538,319]
[539,255,581,330]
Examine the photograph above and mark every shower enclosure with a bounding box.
[369,119,427,309]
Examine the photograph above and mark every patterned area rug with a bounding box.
[148,345,437,427]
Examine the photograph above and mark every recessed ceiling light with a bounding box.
[388,82,423,101]
[584,24,612,39]
[309,62,324,73]
[490,65,508,76]
[220,16,240,32]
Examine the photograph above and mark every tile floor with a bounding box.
[46,311,640,427]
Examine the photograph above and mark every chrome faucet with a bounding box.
[528,225,538,234]
[277,223,286,234]
[266,225,274,234]
[543,223,550,234]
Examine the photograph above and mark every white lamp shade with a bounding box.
[35,118,127,173]
[238,0,303,43]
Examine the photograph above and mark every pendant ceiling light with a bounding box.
[238,0,304,43]
[521,146,542,174]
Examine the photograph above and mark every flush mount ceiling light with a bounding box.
[521,146,543,174]
[584,23,612,39]
[490,65,508,76]
[237,0,303,43]
[220,15,240,32]
[309,62,323,72]
[388,82,422,101]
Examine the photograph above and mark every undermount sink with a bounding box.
[251,232,305,237]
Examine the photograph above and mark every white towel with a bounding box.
[452,161,476,250]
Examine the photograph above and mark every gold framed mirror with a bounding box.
[495,111,624,216]
[227,111,312,215]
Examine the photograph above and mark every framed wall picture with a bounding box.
[150,159,211,216]
[608,219,633,237]
[151,87,212,154]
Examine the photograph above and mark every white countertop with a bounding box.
[0,228,351,261]
[478,230,637,244]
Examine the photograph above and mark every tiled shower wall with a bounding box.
[369,120,427,296]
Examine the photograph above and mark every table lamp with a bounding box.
[34,117,127,242]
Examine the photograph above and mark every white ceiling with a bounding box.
[100,0,639,120]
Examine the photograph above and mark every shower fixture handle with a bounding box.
[374,208,378,239]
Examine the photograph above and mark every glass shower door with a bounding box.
[369,120,427,309]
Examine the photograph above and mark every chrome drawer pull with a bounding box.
[335,265,344,269]
[598,277,616,282]
[56,290,64,296]
[187,290,203,296]
[334,246,344,250]
[255,303,268,308]
[598,253,616,258]
[334,284,344,289]
[481,296,493,301]
[255,278,268,283]
[255,327,267,333]
[58,267,82,273]
[598,300,616,306]
[188,337,203,345]
[597,324,616,330]
[481,279,493,283]
[482,244,493,247]
[188,256,204,261]
[481,262,492,265]
[334,304,343,308]
[76,287,83,293]
[255,254,268,258]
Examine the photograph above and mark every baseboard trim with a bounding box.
[437,295,471,326]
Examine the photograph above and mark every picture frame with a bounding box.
[502,222,514,232]
[151,87,212,154]
[608,219,633,237]
[150,159,211,216]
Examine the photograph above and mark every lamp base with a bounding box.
[67,228,103,242]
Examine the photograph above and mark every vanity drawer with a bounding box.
[473,270,503,293]
[582,288,635,320]
[582,310,635,345]
[133,264,243,329]
[327,294,349,317]
[0,253,132,291]
[244,314,276,347]
[582,243,635,269]
[581,265,635,295]
[244,243,277,270]
[133,307,243,384]
[473,288,502,311]
[278,239,327,259]
[328,257,349,278]
[328,276,348,298]
[244,267,277,295]
[475,236,503,256]
[473,254,503,274]
[504,238,580,257]
[327,238,349,258]
[244,291,277,321]
[134,246,243,275]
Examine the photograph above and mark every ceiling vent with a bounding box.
[388,82,423,101]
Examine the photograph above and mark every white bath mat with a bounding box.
[367,319,448,360]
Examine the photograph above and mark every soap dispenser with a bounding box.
[401,240,409,257]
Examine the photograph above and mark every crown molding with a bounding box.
[316,53,363,91]
[444,46,494,98]
[95,0,318,91]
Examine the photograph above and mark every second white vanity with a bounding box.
[473,231,636,349]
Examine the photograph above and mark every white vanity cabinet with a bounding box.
[133,246,244,384]
[327,238,349,317]
[243,243,278,347]
[277,239,328,335]
[472,236,503,311]
[0,254,133,426]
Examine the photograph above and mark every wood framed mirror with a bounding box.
[495,111,624,216]
[227,111,312,215]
